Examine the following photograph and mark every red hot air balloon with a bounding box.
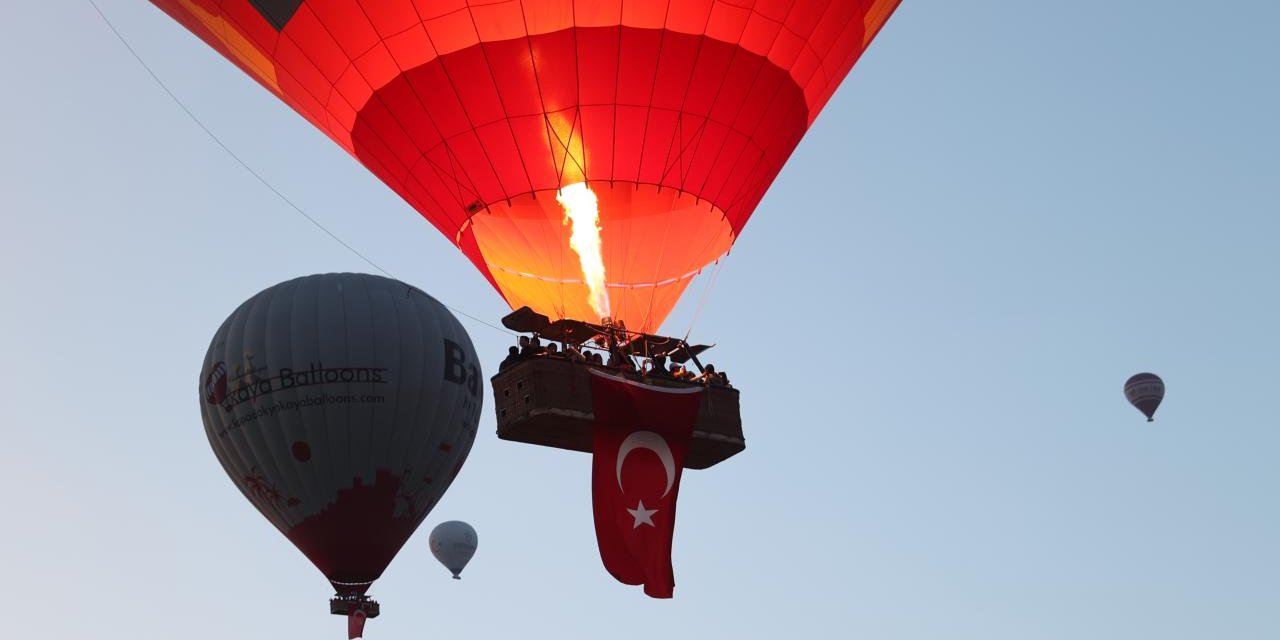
[150,0,902,333]
[199,273,482,636]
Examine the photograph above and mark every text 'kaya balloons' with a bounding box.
[152,1,902,333]
[429,520,478,579]
[199,273,483,599]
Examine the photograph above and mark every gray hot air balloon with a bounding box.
[198,273,483,633]
[429,521,478,579]
[1124,372,1165,422]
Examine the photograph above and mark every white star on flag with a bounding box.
[627,500,658,528]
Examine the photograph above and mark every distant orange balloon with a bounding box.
[152,0,902,332]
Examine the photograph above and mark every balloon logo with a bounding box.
[1124,372,1165,422]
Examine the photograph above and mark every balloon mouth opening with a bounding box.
[329,578,376,596]
[466,183,734,333]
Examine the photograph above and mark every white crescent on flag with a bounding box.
[616,430,676,498]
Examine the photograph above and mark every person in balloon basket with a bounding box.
[669,362,696,381]
[517,335,547,358]
[563,343,588,363]
[608,348,636,372]
[696,363,728,387]
[646,354,672,379]
[499,346,521,371]
[694,363,714,384]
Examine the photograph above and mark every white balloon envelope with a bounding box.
[430,521,478,579]
[198,273,483,598]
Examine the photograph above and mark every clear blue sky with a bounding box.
[3,2,1277,638]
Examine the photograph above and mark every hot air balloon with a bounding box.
[149,0,902,334]
[1124,372,1165,422]
[429,520,478,579]
[199,273,482,636]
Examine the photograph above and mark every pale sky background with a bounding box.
[2,2,1278,638]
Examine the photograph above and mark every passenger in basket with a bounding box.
[696,363,726,386]
[499,346,521,371]
[529,336,546,356]
[608,349,635,371]
[564,344,587,363]
[650,354,672,378]
[669,362,695,381]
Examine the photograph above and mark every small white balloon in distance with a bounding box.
[430,521,478,579]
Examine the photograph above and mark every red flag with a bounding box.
[347,608,367,639]
[589,370,704,598]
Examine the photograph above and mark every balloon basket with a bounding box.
[491,357,745,469]
[330,595,380,619]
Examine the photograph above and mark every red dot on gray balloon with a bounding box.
[291,441,312,462]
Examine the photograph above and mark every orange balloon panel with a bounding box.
[471,184,734,329]
[151,0,902,331]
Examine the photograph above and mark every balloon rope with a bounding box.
[87,0,515,338]
[682,255,726,343]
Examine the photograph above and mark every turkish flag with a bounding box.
[589,369,704,598]
[347,608,367,639]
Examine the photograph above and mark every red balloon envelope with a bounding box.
[153,1,901,332]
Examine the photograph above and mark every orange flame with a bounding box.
[556,182,611,320]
